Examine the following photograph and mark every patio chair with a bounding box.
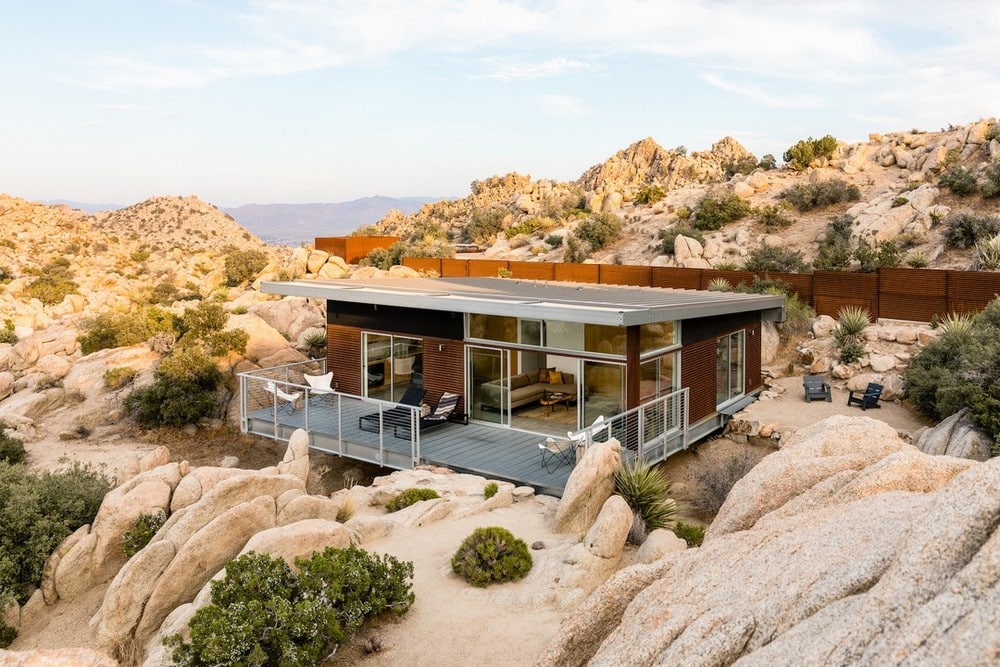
[394,391,462,438]
[803,375,832,403]
[358,386,426,433]
[538,437,576,473]
[847,382,884,410]
[264,381,301,414]
[303,372,336,404]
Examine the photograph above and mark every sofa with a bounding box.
[480,369,576,410]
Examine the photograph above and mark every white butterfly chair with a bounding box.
[538,437,576,474]
[303,372,335,404]
[264,381,301,414]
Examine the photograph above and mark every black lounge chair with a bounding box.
[358,386,426,433]
[847,382,883,410]
[803,375,832,402]
[394,391,462,438]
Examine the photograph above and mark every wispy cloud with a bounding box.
[701,73,824,109]
[480,57,604,81]
[534,94,589,118]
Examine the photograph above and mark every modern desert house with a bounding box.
[240,276,784,493]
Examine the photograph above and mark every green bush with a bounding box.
[23,261,79,305]
[451,526,532,587]
[758,154,777,170]
[783,135,838,170]
[814,214,854,271]
[723,156,759,178]
[658,224,705,255]
[148,281,181,305]
[943,213,1000,249]
[168,547,414,666]
[122,511,166,558]
[224,249,269,286]
[575,213,623,250]
[0,462,111,607]
[0,320,16,345]
[853,238,901,272]
[707,278,732,292]
[124,347,223,427]
[385,487,440,513]
[563,233,588,263]
[781,179,861,211]
[692,193,751,231]
[545,234,563,247]
[742,246,809,273]
[507,217,552,237]
[980,160,1000,198]
[79,306,178,355]
[939,164,977,195]
[483,482,499,499]
[464,206,507,244]
[634,184,666,205]
[672,521,705,547]
[360,241,407,270]
[891,196,909,208]
[0,424,26,465]
[906,252,930,268]
[103,366,138,391]
[614,460,677,544]
[778,292,816,335]
[753,204,794,230]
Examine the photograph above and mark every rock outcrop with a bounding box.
[914,407,993,461]
[537,415,998,666]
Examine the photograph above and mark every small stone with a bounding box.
[532,541,546,550]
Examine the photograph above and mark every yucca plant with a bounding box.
[614,460,677,544]
[937,312,976,336]
[301,328,327,358]
[974,234,1000,270]
[836,306,871,336]
[832,306,870,364]
[707,277,732,292]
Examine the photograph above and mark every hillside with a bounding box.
[367,118,1000,274]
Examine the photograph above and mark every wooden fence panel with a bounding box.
[554,263,600,283]
[401,257,442,274]
[440,259,470,277]
[466,259,508,277]
[650,267,702,289]
[878,268,948,321]
[508,261,556,280]
[599,264,652,286]
[947,271,1000,314]
[813,271,878,318]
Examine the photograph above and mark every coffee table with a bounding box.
[540,391,576,415]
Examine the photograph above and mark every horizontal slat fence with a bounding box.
[400,257,1000,323]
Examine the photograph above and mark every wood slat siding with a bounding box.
[812,271,878,319]
[948,271,1000,315]
[509,261,556,280]
[879,268,947,322]
[554,263,600,283]
[650,267,701,289]
[440,258,470,277]
[422,339,467,416]
[315,237,399,264]
[466,259,509,277]
[681,337,719,424]
[327,325,362,396]
[745,321,762,394]
[600,264,651,286]
[402,257,442,274]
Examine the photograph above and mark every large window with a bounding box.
[363,333,423,402]
[716,331,745,406]
[639,321,678,354]
[639,353,677,402]
[467,314,630,358]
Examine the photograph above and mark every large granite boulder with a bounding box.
[914,407,992,461]
[553,438,622,534]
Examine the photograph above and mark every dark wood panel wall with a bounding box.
[680,337,719,424]
[401,258,1000,322]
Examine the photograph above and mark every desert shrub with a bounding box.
[672,521,705,547]
[464,206,507,244]
[0,462,111,607]
[832,306,870,363]
[177,301,248,356]
[943,213,1000,249]
[906,251,930,268]
[781,179,861,211]
[507,217,553,237]
[707,278,732,292]
[753,204,794,230]
[301,328,327,358]
[689,451,758,517]
[814,214,854,271]
[360,241,407,270]
[103,366,138,391]
[483,482,499,499]
[980,160,1000,198]
[634,184,666,205]
[168,547,414,666]
[563,233,588,263]
[0,320,16,345]
[451,526,532,587]
[779,292,816,335]
[939,163,977,195]
[853,237,902,272]
[891,196,909,208]
[148,281,180,305]
[385,487,440,513]
[658,224,705,255]
[336,497,356,523]
[758,154,777,170]
[575,213,623,250]
[742,246,809,273]
[124,347,223,427]
[614,460,677,544]
[723,156,759,178]
[974,234,1000,270]
[122,511,166,558]
[783,135,838,170]
[223,249,269,286]
[0,424,26,465]
[23,260,78,305]
[692,193,751,231]
[79,306,178,355]
[545,234,563,247]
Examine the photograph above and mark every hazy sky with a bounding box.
[3,1,998,207]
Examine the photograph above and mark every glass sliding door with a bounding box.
[364,333,423,402]
[583,361,624,427]
[716,331,745,407]
[468,346,510,426]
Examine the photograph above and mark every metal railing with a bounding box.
[569,387,689,464]
[237,360,422,469]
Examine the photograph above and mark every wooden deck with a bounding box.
[246,395,573,496]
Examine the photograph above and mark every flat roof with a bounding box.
[261,277,785,327]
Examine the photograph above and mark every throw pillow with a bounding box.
[548,370,563,384]
[421,403,431,417]
[538,369,549,383]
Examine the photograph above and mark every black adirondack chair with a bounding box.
[803,375,832,402]
[847,382,883,410]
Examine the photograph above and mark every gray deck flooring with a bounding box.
[247,396,573,494]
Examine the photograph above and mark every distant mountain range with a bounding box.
[45,195,444,246]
